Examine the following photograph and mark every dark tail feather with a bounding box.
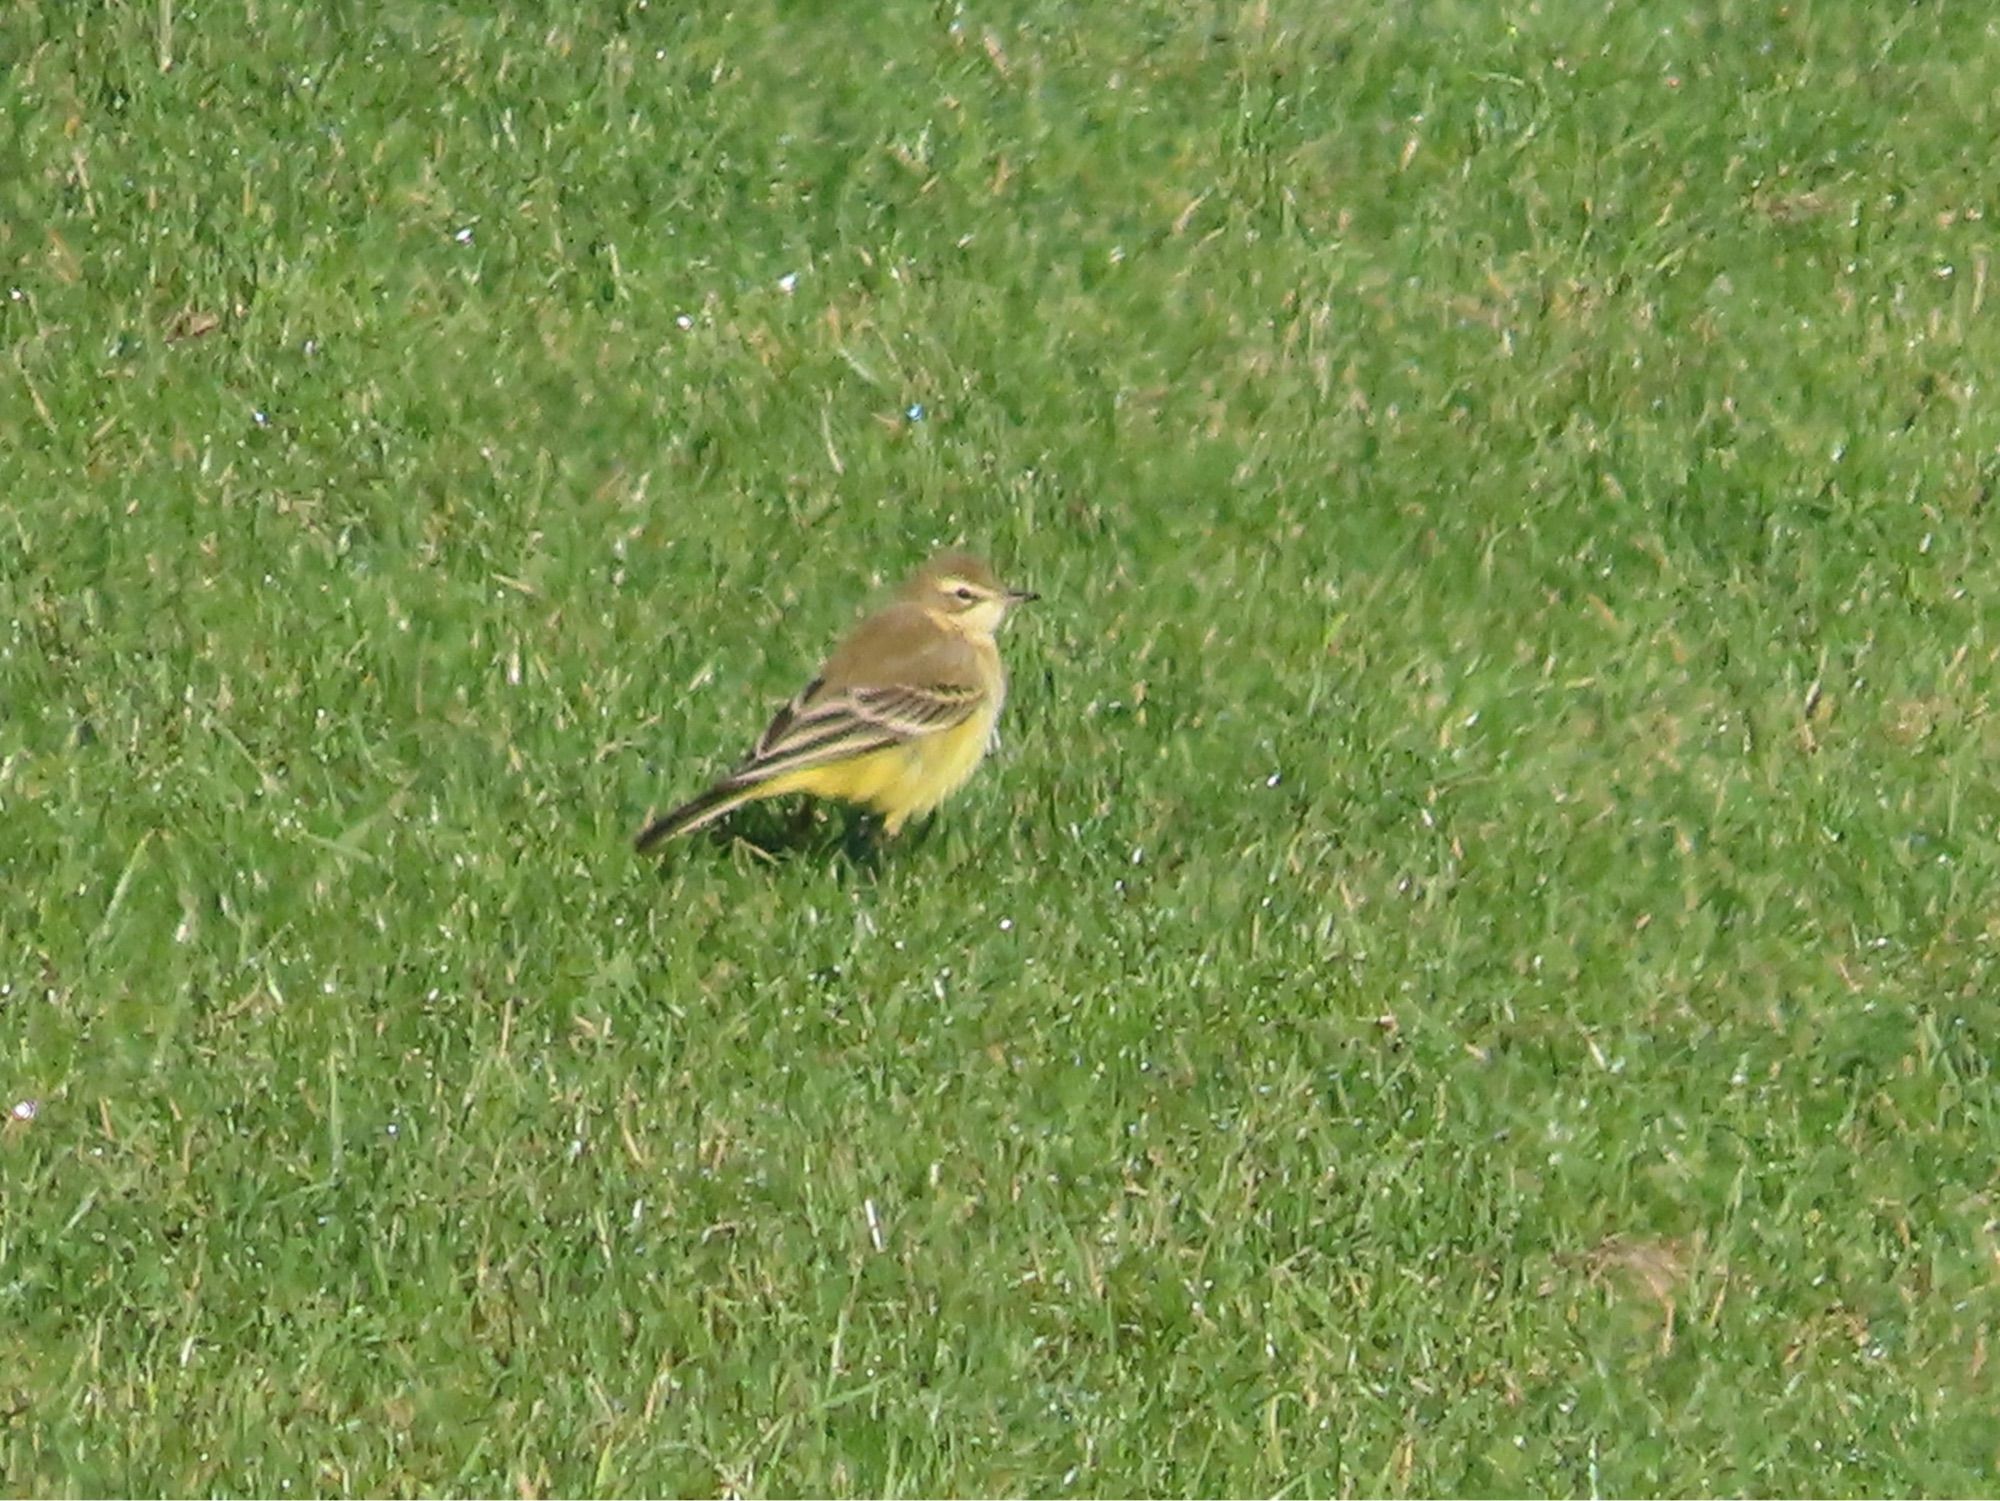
[634,777,764,853]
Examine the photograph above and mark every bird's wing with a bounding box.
[733,609,986,782]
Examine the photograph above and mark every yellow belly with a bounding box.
[760,701,1001,832]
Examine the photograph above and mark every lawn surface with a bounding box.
[4,0,1999,1494]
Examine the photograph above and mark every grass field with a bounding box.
[5,0,2000,1493]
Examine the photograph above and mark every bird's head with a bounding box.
[906,550,1037,635]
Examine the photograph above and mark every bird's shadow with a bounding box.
[645,800,905,875]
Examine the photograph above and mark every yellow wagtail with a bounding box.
[635,550,1036,851]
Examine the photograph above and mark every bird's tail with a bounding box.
[633,776,770,853]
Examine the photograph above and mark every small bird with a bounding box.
[635,550,1037,852]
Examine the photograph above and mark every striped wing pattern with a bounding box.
[732,678,985,785]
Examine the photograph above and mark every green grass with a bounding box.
[5,0,1999,1493]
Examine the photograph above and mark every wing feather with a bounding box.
[849,681,985,735]
[734,682,982,783]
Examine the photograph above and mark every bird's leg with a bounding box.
[841,810,886,868]
[786,799,818,843]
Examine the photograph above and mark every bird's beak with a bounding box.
[1008,588,1039,604]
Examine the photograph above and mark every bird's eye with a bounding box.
[954,586,976,601]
